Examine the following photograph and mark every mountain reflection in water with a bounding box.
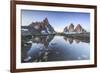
[21,35,90,63]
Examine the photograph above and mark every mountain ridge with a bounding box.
[64,23,86,33]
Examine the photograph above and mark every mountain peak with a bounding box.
[28,18,55,35]
[68,23,74,32]
[70,23,74,27]
[75,24,83,32]
[64,23,86,33]
[76,24,82,28]
[43,17,49,23]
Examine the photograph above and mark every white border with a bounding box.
[16,5,94,69]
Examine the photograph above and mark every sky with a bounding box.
[21,10,90,32]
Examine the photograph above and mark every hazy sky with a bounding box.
[21,10,90,32]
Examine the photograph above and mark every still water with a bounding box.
[21,35,90,63]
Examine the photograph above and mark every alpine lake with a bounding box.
[21,33,90,63]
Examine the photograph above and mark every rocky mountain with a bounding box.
[68,23,74,32]
[74,24,86,33]
[22,18,55,35]
[63,26,68,32]
[64,23,86,33]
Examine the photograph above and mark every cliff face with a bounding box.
[68,24,74,32]
[64,26,68,32]
[74,24,86,32]
[28,18,55,35]
[64,23,86,33]
[74,24,82,32]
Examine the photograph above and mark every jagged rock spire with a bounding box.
[68,23,74,32]
[75,24,86,32]
[64,26,68,32]
[28,17,55,35]
[43,17,49,24]
[64,23,86,33]
[75,24,82,32]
